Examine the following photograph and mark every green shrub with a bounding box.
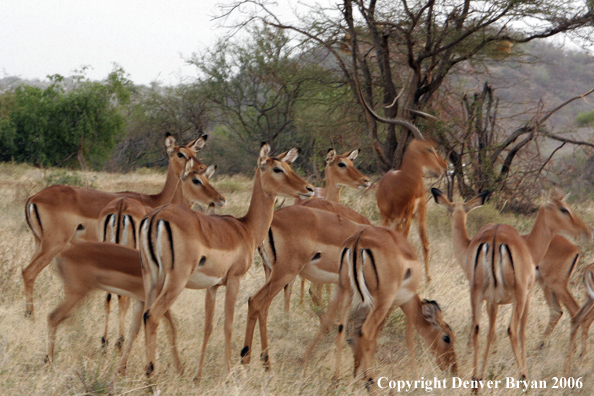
[43,169,97,189]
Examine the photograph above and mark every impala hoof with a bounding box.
[116,336,125,351]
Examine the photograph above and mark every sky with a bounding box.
[1,0,300,86]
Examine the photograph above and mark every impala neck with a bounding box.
[407,295,437,346]
[400,150,425,179]
[324,169,341,202]
[152,164,187,207]
[450,211,472,277]
[524,208,555,266]
[241,168,276,247]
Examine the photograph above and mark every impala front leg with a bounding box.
[223,276,241,377]
[195,286,218,382]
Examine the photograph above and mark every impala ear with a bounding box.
[182,158,194,180]
[165,133,176,156]
[280,147,300,164]
[421,299,443,327]
[326,149,336,163]
[346,149,360,161]
[259,142,271,167]
[205,164,217,179]
[431,188,450,207]
[187,134,208,153]
[464,191,489,213]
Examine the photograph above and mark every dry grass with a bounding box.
[1,164,593,395]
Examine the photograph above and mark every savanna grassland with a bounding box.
[1,162,594,395]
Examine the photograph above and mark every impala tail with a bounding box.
[25,198,43,241]
[344,234,375,309]
[475,237,516,291]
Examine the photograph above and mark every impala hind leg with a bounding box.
[116,295,131,350]
[242,270,296,368]
[509,294,529,380]
[144,281,187,377]
[540,286,562,348]
[163,309,182,373]
[564,299,594,374]
[415,201,430,282]
[24,236,73,319]
[46,290,87,364]
[479,302,499,380]
[118,301,144,375]
[102,293,112,349]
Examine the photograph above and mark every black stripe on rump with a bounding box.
[568,254,579,278]
[352,236,363,304]
[365,248,379,288]
[163,220,174,269]
[474,243,485,283]
[103,214,112,242]
[491,234,497,287]
[268,228,277,263]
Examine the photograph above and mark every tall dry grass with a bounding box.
[0,163,593,395]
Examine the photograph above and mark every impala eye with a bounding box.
[273,167,283,173]
[443,335,451,344]
[338,162,346,168]
[560,207,569,215]
[192,178,203,185]
[177,152,186,159]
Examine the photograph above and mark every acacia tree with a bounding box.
[223,0,594,174]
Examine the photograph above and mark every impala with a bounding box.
[565,262,594,374]
[289,148,370,310]
[357,93,448,282]
[98,160,225,349]
[432,188,590,381]
[47,242,181,376]
[242,206,368,370]
[327,227,457,386]
[23,134,207,318]
[138,143,314,379]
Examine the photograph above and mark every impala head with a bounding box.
[421,300,458,374]
[541,190,591,241]
[180,158,226,207]
[165,133,208,176]
[406,139,447,178]
[258,143,314,199]
[325,149,370,190]
[432,188,489,224]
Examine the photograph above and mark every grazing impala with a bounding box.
[324,227,457,386]
[138,143,314,379]
[98,161,225,350]
[23,134,207,318]
[565,263,594,374]
[432,188,590,381]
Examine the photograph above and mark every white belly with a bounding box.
[299,263,339,284]
[186,271,223,289]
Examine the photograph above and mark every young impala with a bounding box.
[138,143,314,379]
[98,161,225,350]
[432,188,590,381]
[23,134,207,318]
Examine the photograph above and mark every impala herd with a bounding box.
[20,127,594,389]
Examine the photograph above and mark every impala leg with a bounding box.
[46,290,87,364]
[355,302,392,385]
[509,293,529,380]
[564,298,594,374]
[479,302,499,380]
[470,289,482,381]
[163,309,182,373]
[118,300,144,376]
[222,277,241,378]
[195,286,218,382]
[579,300,594,357]
[283,279,294,313]
[242,270,296,368]
[144,280,187,377]
[102,293,112,349]
[415,200,430,282]
[539,285,562,348]
[300,276,306,305]
[333,284,352,381]
[117,295,131,350]
[24,238,72,319]
[302,287,340,365]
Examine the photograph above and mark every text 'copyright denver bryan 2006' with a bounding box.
[376,377,583,392]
